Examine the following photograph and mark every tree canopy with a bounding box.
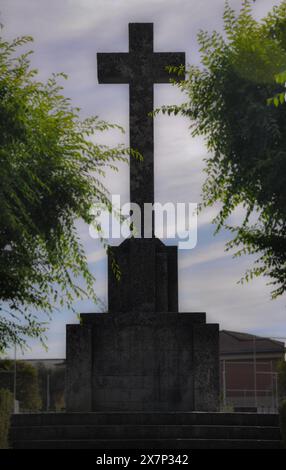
[0,30,137,351]
[160,0,286,299]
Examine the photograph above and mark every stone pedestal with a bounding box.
[108,238,178,313]
[66,238,220,412]
[66,311,219,412]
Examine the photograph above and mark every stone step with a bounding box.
[11,412,279,427]
[12,438,282,450]
[11,424,281,441]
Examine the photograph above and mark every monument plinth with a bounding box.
[66,23,220,412]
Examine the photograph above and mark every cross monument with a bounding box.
[97,23,185,235]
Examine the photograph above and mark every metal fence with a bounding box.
[221,360,279,412]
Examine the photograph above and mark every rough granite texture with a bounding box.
[97,23,185,235]
[66,23,220,412]
[66,312,219,412]
[108,238,178,313]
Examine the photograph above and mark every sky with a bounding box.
[1,0,286,359]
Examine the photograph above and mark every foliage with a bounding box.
[0,29,140,351]
[280,399,286,448]
[267,70,286,106]
[159,0,286,298]
[0,360,42,410]
[0,388,13,449]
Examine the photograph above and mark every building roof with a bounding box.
[16,359,65,369]
[3,332,285,364]
[220,330,285,357]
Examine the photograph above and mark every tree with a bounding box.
[0,360,42,411]
[0,30,139,351]
[160,0,286,298]
[0,388,13,449]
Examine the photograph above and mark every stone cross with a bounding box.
[97,23,185,235]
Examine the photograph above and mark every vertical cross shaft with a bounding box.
[97,23,185,235]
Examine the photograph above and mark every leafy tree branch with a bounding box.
[0,29,139,351]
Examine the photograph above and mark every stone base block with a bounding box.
[66,312,219,412]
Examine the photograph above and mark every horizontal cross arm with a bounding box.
[97,53,131,84]
[152,52,185,83]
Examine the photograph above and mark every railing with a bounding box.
[221,359,279,412]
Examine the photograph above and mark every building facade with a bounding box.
[220,331,285,412]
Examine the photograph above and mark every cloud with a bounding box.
[180,240,230,270]
[179,246,286,334]
[86,249,105,265]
